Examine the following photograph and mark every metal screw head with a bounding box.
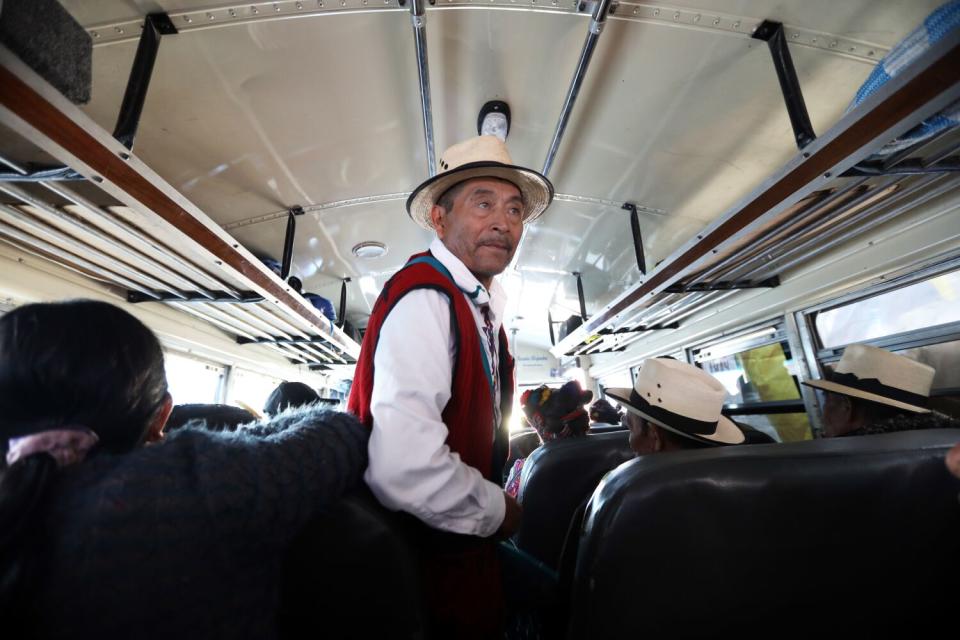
[713,17,720,25]
[673,11,680,21]
[184,15,192,22]
[92,30,99,37]
[229,8,237,16]
[115,26,124,33]
[733,21,740,29]
[653,8,659,16]
[252,6,259,14]
[207,12,215,20]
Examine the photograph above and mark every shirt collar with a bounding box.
[429,238,508,321]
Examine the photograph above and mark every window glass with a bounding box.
[164,352,225,405]
[226,368,284,415]
[699,341,811,442]
[816,270,960,348]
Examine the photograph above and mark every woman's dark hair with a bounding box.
[0,299,168,620]
[264,381,320,416]
[589,398,623,425]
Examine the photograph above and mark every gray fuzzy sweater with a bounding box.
[30,406,368,639]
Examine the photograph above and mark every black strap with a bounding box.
[827,371,929,408]
[630,389,718,435]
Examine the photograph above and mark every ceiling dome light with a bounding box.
[477,100,510,141]
[352,241,388,259]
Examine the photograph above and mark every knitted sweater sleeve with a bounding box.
[163,406,369,549]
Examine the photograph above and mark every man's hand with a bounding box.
[495,491,522,538]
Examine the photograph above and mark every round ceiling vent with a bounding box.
[351,241,388,259]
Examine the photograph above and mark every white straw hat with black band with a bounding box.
[406,135,554,230]
[605,358,745,446]
[801,344,934,414]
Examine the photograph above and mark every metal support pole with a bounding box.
[542,0,614,176]
[622,202,646,274]
[410,0,437,177]
[113,13,177,149]
[752,20,816,150]
[573,271,588,320]
[338,278,351,328]
[548,309,556,346]
[280,205,303,280]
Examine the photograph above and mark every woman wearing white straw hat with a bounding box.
[605,358,746,454]
[800,344,959,438]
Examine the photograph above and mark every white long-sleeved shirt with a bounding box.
[364,238,509,537]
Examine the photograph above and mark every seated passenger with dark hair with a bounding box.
[588,398,622,430]
[166,403,256,432]
[802,344,958,437]
[606,357,746,454]
[0,300,368,639]
[505,380,593,498]
[264,380,321,416]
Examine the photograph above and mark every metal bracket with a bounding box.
[548,309,557,346]
[597,322,680,336]
[622,202,647,274]
[752,20,816,150]
[237,335,333,346]
[337,277,351,328]
[280,205,304,280]
[564,322,679,356]
[113,13,177,150]
[0,12,176,181]
[572,271,588,320]
[664,275,780,293]
[127,290,263,303]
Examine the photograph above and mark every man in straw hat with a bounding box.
[799,344,955,438]
[605,358,746,454]
[348,134,553,637]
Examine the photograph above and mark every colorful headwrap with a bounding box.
[520,380,593,442]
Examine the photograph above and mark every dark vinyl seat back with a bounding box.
[280,489,426,640]
[569,429,960,639]
[514,431,634,568]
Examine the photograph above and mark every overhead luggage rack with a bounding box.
[0,44,359,369]
[552,29,960,360]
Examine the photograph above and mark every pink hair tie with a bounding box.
[6,428,99,467]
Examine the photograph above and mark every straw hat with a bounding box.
[605,358,745,446]
[406,136,554,230]
[801,344,934,413]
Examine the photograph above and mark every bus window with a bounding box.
[164,352,226,405]
[226,368,284,415]
[815,269,960,348]
[692,325,812,442]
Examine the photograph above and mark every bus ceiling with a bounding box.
[0,1,958,371]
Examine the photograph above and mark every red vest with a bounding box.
[348,251,515,482]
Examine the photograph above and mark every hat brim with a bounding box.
[801,379,931,413]
[605,388,745,446]
[406,161,554,231]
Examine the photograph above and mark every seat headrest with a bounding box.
[570,429,960,638]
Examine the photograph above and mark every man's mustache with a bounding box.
[478,237,514,251]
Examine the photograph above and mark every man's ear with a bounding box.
[430,204,446,239]
[651,423,664,453]
[146,393,173,444]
